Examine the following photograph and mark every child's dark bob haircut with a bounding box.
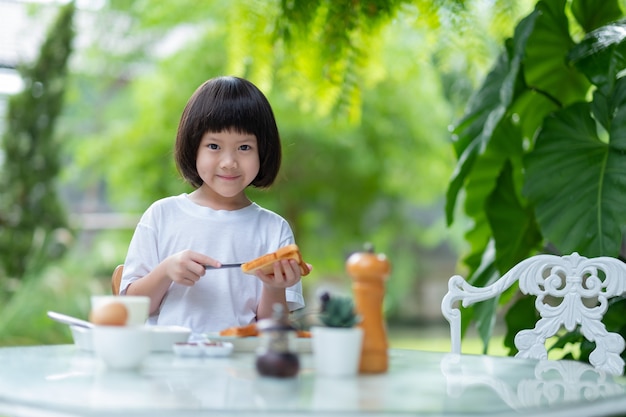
[175,76,281,189]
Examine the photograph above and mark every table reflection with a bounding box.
[1,346,625,417]
[441,353,626,411]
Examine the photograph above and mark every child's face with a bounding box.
[195,129,260,201]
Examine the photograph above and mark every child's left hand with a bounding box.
[254,259,311,288]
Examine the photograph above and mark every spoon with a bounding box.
[47,311,94,329]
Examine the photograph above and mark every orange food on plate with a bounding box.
[219,323,312,338]
[219,323,259,337]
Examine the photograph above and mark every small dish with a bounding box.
[172,342,234,358]
[202,341,234,357]
[205,334,312,353]
[172,342,204,357]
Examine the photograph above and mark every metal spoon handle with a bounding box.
[47,311,94,329]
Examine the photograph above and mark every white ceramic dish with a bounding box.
[172,342,234,358]
[205,333,312,353]
[203,342,234,357]
[70,325,191,352]
[172,342,205,357]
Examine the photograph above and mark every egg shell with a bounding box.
[89,302,128,326]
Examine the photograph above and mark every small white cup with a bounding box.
[91,295,150,326]
[92,325,151,370]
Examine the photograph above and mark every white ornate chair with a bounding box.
[441,252,626,375]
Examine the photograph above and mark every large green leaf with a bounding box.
[486,160,542,272]
[461,118,522,262]
[571,0,623,33]
[504,295,538,355]
[462,239,532,354]
[509,88,560,141]
[524,0,589,107]
[446,10,540,225]
[568,20,626,92]
[460,121,516,267]
[460,241,499,350]
[523,79,626,256]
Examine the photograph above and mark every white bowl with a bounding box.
[149,325,191,351]
[70,325,93,351]
[92,326,151,370]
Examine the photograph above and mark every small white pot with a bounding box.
[311,326,363,377]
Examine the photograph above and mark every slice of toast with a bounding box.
[219,323,259,337]
[241,244,310,276]
[218,323,311,338]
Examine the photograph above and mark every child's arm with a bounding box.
[125,249,221,314]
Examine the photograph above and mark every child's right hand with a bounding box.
[163,250,220,287]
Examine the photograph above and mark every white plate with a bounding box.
[205,333,312,353]
[149,325,192,351]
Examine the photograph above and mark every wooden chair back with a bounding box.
[111,264,124,295]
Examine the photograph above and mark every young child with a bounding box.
[120,76,308,334]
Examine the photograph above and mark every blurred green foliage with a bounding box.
[0,2,75,304]
[1,0,537,345]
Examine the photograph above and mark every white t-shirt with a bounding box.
[120,193,305,334]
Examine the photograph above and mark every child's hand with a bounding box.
[254,259,311,289]
[164,250,220,287]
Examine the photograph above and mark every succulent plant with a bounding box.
[318,292,360,328]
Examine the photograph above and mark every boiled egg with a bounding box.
[89,302,128,326]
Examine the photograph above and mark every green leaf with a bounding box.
[571,0,623,33]
[460,120,517,264]
[523,79,626,256]
[549,329,582,349]
[568,20,626,92]
[510,88,560,142]
[603,297,626,331]
[524,0,590,107]
[474,298,498,354]
[504,295,538,355]
[445,10,541,225]
[460,241,500,350]
[486,160,542,272]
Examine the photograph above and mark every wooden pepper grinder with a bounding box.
[346,243,391,373]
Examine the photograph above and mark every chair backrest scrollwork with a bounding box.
[441,252,626,375]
